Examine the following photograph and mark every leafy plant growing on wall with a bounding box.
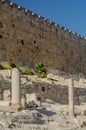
[8,61,16,68]
[0,62,16,69]
[34,62,47,78]
[0,61,34,75]
[18,67,33,75]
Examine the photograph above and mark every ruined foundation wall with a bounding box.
[0,0,86,74]
[0,70,86,105]
[0,77,86,105]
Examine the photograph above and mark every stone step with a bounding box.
[0,100,10,112]
[0,106,10,112]
[0,100,10,106]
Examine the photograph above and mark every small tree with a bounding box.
[34,62,47,78]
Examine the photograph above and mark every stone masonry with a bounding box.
[69,79,74,116]
[0,0,86,75]
[10,68,22,112]
[0,70,86,105]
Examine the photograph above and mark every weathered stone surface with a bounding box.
[10,68,22,112]
[0,100,10,106]
[10,106,22,113]
[69,79,74,116]
[0,70,11,79]
[21,98,26,109]
[3,89,11,101]
[0,93,3,100]
[0,70,86,105]
[79,96,86,104]
[11,68,21,105]
[0,104,86,130]
[26,93,45,108]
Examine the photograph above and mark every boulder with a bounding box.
[26,93,45,108]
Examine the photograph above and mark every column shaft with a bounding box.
[10,68,22,112]
[69,79,74,116]
[12,68,20,105]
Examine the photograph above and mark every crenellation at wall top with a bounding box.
[1,0,24,11]
[1,0,86,41]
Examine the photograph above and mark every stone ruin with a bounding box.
[0,69,86,129]
[1,0,86,129]
[0,0,86,115]
[0,68,86,117]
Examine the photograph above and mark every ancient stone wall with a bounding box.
[1,77,86,105]
[0,70,86,105]
[0,0,86,74]
[25,81,86,105]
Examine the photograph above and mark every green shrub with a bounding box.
[0,64,4,69]
[9,61,16,68]
[18,67,33,75]
[0,62,12,69]
[0,61,16,70]
[0,61,34,75]
[34,62,47,78]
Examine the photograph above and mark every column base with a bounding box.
[10,103,22,112]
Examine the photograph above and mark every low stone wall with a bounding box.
[1,80,86,105]
[0,81,11,100]
[0,70,11,78]
[24,81,86,105]
[24,82,68,104]
[0,70,86,105]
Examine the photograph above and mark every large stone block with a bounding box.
[74,97,79,105]
[78,95,86,104]
[21,98,26,109]
[10,105,22,113]
[3,89,11,101]
[26,93,45,108]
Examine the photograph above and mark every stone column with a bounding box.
[69,79,74,116]
[10,68,22,112]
